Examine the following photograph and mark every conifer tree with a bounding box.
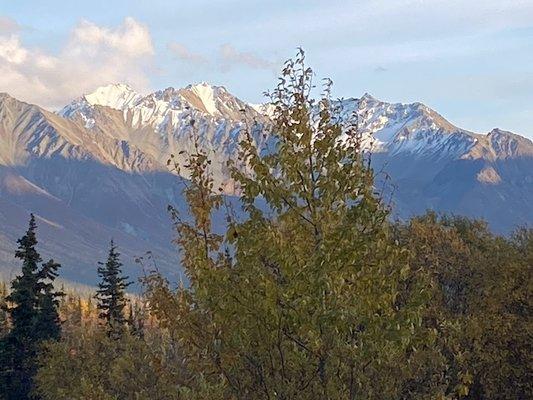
[0,215,42,398]
[95,240,131,338]
[35,260,63,341]
[0,214,63,400]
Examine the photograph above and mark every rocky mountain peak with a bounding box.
[82,83,142,110]
[0,88,531,285]
[54,83,532,167]
[487,128,533,158]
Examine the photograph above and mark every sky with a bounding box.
[0,0,532,138]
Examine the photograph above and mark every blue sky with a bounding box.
[1,0,532,138]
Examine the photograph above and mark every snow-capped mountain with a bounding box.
[59,83,269,190]
[0,84,531,286]
[61,82,263,126]
[346,93,477,157]
[60,83,533,171]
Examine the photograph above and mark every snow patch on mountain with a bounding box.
[84,83,143,110]
[250,103,275,118]
[59,83,142,129]
[187,82,220,116]
[58,83,533,176]
[331,94,477,158]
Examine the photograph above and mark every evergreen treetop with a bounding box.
[0,214,63,400]
[6,214,41,340]
[35,260,64,341]
[95,240,131,337]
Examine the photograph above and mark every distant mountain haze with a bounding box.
[0,84,531,286]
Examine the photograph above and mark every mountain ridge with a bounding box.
[58,82,533,161]
[0,84,531,286]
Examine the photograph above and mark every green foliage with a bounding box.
[145,50,430,399]
[395,213,533,399]
[34,326,185,400]
[95,240,131,338]
[25,52,532,400]
[0,214,63,400]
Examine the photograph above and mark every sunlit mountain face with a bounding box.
[0,84,531,285]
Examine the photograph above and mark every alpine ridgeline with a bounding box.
[0,83,531,285]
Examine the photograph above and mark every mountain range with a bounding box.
[0,83,531,286]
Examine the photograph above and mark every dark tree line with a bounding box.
[0,215,62,399]
[0,215,130,400]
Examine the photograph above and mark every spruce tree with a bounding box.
[35,260,63,341]
[0,214,63,400]
[0,215,41,399]
[95,240,131,338]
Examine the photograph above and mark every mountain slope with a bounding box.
[335,95,533,231]
[60,83,269,189]
[0,85,531,286]
[0,93,186,286]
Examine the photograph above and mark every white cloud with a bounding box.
[69,17,153,58]
[219,44,276,71]
[0,17,154,109]
[0,35,27,63]
[167,42,207,64]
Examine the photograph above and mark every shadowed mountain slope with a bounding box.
[0,86,531,285]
